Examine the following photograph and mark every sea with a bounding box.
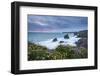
[28,32,74,43]
[28,32,80,49]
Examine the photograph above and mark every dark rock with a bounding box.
[77,30,87,38]
[75,38,87,48]
[64,34,69,39]
[52,38,57,42]
[59,41,64,43]
[74,32,77,35]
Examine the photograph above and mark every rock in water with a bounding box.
[64,34,69,39]
[52,38,57,42]
[59,41,64,43]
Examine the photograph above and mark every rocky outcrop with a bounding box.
[75,38,87,48]
[77,30,87,38]
[59,41,64,43]
[52,38,57,42]
[74,32,77,36]
[64,34,69,39]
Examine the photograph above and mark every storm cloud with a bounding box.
[28,15,88,32]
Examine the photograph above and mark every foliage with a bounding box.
[49,51,63,60]
[28,42,49,60]
[55,45,75,59]
[28,42,88,60]
[79,47,88,58]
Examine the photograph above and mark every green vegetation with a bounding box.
[28,30,88,60]
[79,47,88,58]
[28,42,49,60]
[55,45,74,59]
[28,42,87,60]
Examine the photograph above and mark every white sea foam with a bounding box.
[35,36,80,50]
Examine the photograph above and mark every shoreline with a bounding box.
[34,36,80,50]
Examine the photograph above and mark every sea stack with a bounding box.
[52,38,57,42]
[64,34,69,39]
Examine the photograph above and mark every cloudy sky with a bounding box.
[28,15,88,32]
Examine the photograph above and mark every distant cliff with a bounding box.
[75,30,88,49]
[76,30,88,38]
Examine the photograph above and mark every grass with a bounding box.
[28,42,88,61]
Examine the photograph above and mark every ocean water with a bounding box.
[28,32,74,43]
[28,32,80,49]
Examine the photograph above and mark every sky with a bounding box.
[28,15,88,32]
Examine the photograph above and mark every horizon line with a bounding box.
[28,29,87,33]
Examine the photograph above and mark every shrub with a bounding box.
[55,45,74,59]
[79,47,88,58]
[49,51,63,60]
[71,47,88,58]
[28,42,49,60]
[28,42,88,60]
[28,50,49,60]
